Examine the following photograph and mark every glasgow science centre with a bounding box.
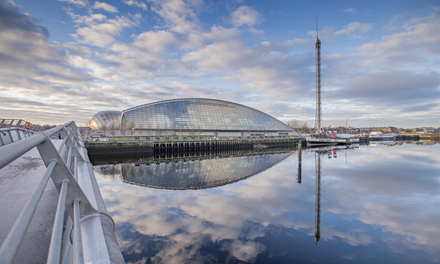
[89,98,300,137]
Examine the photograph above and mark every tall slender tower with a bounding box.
[315,152,322,244]
[315,16,323,134]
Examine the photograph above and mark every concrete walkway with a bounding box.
[0,140,62,264]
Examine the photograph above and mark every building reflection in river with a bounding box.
[119,150,294,190]
[93,143,440,264]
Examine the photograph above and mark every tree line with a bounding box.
[286,120,312,134]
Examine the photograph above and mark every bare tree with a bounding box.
[109,122,117,137]
[81,120,91,139]
[127,121,135,136]
[101,124,108,135]
[287,119,309,134]
[120,121,127,136]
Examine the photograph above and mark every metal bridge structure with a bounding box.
[0,119,39,146]
[0,121,124,263]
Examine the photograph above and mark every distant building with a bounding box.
[89,111,121,130]
[386,126,397,133]
[421,127,438,134]
[361,127,388,133]
[89,98,300,137]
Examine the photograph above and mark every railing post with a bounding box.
[57,137,68,154]
[47,180,69,264]
[16,128,22,141]
[67,147,73,172]
[73,199,84,264]
[8,130,13,143]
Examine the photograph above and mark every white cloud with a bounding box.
[56,0,88,7]
[69,12,141,47]
[336,22,373,36]
[62,42,96,57]
[72,27,116,47]
[132,30,179,52]
[148,0,203,34]
[359,11,440,66]
[122,0,148,11]
[92,1,118,13]
[182,40,248,71]
[229,6,264,27]
[308,22,373,39]
[341,8,357,14]
[247,27,264,36]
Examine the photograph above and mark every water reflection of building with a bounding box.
[94,165,121,182]
[120,151,293,190]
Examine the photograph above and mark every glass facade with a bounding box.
[89,110,121,130]
[120,151,292,190]
[121,98,296,133]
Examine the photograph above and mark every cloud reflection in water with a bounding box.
[94,144,440,264]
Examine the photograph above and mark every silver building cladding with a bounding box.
[120,98,298,136]
[89,110,122,130]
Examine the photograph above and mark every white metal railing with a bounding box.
[0,119,48,147]
[0,121,124,264]
[0,127,36,147]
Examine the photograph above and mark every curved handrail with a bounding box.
[0,121,124,264]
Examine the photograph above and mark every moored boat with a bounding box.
[307,134,359,147]
[369,131,396,141]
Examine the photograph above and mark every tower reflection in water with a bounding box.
[119,149,295,190]
[309,145,358,246]
[315,151,322,244]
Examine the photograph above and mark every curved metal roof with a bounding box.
[123,98,284,125]
[122,98,296,132]
[89,110,121,130]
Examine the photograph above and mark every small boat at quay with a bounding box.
[307,132,359,147]
[369,131,396,141]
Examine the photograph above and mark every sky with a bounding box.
[0,0,439,128]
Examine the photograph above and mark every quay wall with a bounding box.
[85,138,304,154]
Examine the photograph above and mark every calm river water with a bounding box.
[92,142,440,264]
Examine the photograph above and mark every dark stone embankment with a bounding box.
[85,141,154,155]
[396,135,420,140]
[85,138,304,155]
